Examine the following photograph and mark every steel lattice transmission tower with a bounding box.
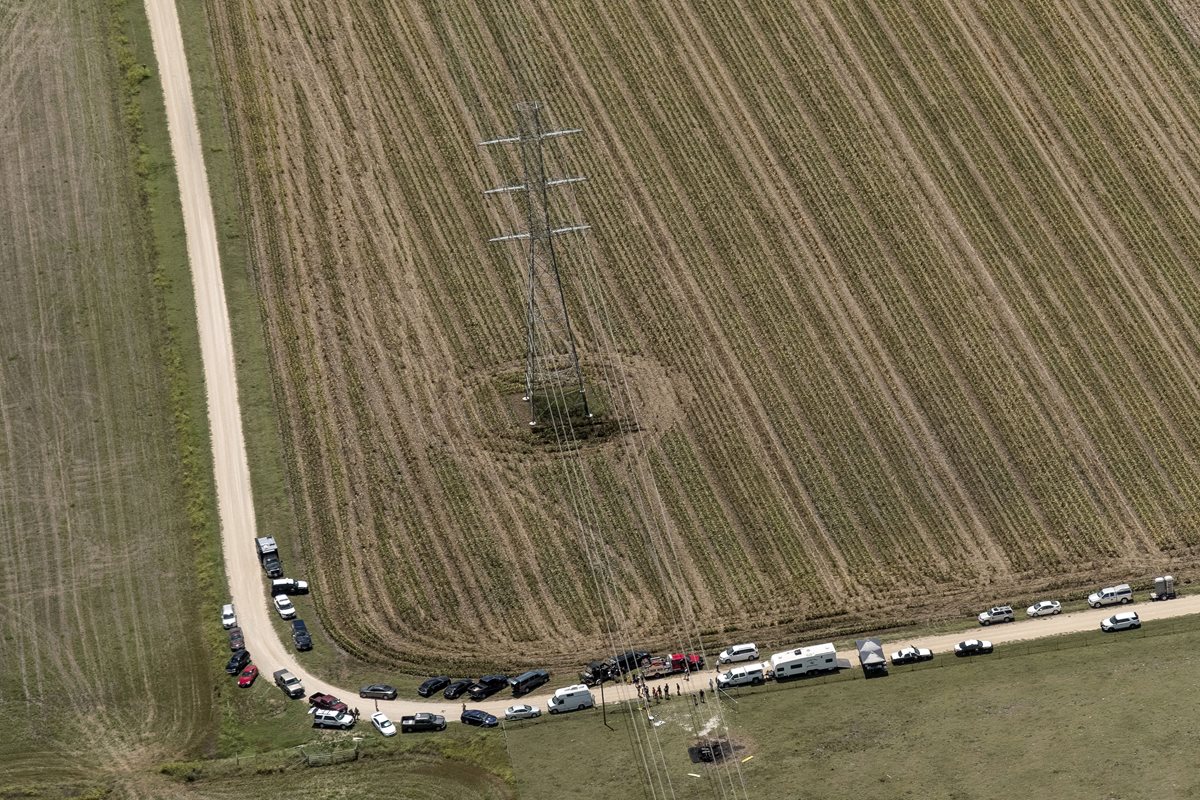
[482,101,592,428]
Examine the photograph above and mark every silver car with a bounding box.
[505,704,542,721]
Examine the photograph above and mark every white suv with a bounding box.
[221,603,237,629]
[717,643,759,664]
[1101,611,1140,632]
[977,606,1014,625]
[1088,584,1133,608]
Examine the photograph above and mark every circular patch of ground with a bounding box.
[439,352,692,463]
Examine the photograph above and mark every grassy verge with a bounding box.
[505,612,1200,799]
[157,710,513,799]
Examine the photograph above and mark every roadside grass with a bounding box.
[504,614,1200,799]
[158,713,513,798]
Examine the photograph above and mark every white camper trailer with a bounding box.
[767,642,839,679]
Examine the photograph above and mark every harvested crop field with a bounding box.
[0,0,215,793]
[206,0,1200,668]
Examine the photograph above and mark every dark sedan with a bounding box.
[225,649,251,675]
[418,676,451,698]
[443,679,473,700]
[227,626,244,651]
[359,683,398,700]
[461,709,499,728]
[467,675,510,701]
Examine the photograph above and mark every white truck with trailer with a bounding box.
[767,642,839,680]
[547,684,595,714]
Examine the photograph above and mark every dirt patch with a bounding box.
[440,353,691,461]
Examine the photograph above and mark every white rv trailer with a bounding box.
[767,642,839,679]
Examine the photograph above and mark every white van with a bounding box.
[547,684,595,714]
[716,664,765,689]
[1088,584,1133,608]
[717,643,759,664]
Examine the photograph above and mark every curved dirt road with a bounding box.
[145,0,1200,725]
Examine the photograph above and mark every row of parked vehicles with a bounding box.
[221,571,1178,735]
[976,576,1176,626]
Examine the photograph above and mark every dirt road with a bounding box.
[146,0,1200,725]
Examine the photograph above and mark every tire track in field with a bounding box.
[536,0,857,601]
[841,0,1133,560]
[943,0,1193,548]
[708,0,1000,574]
[646,0,959,578]
[835,0,1132,561]
[938,0,1199,548]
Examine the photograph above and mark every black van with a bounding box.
[509,669,550,697]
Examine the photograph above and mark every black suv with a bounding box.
[443,679,472,700]
[467,674,510,701]
[225,649,251,675]
[509,669,550,697]
[291,619,312,651]
[418,676,451,698]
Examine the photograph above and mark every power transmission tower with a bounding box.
[482,101,592,428]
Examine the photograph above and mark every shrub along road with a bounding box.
[144,0,1200,723]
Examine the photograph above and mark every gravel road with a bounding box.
[145,0,1200,725]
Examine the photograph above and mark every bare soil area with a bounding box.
[204,0,1200,670]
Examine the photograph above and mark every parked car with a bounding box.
[308,692,349,712]
[273,595,297,620]
[227,626,244,651]
[291,619,312,651]
[509,669,550,697]
[717,643,759,664]
[418,676,451,698]
[359,684,398,700]
[1026,600,1062,617]
[225,649,251,675]
[504,704,542,721]
[237,665,259,688]
[271,577,310,595]
[1101,612,1141,632]
[977,606,1015,625]
[371,711,397,737]
[443,679,472,700]
[468,675,510,701]
[890,645,933,665]
[221,603,237,629]
[461,709,499,728]
[954,639,994,657]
